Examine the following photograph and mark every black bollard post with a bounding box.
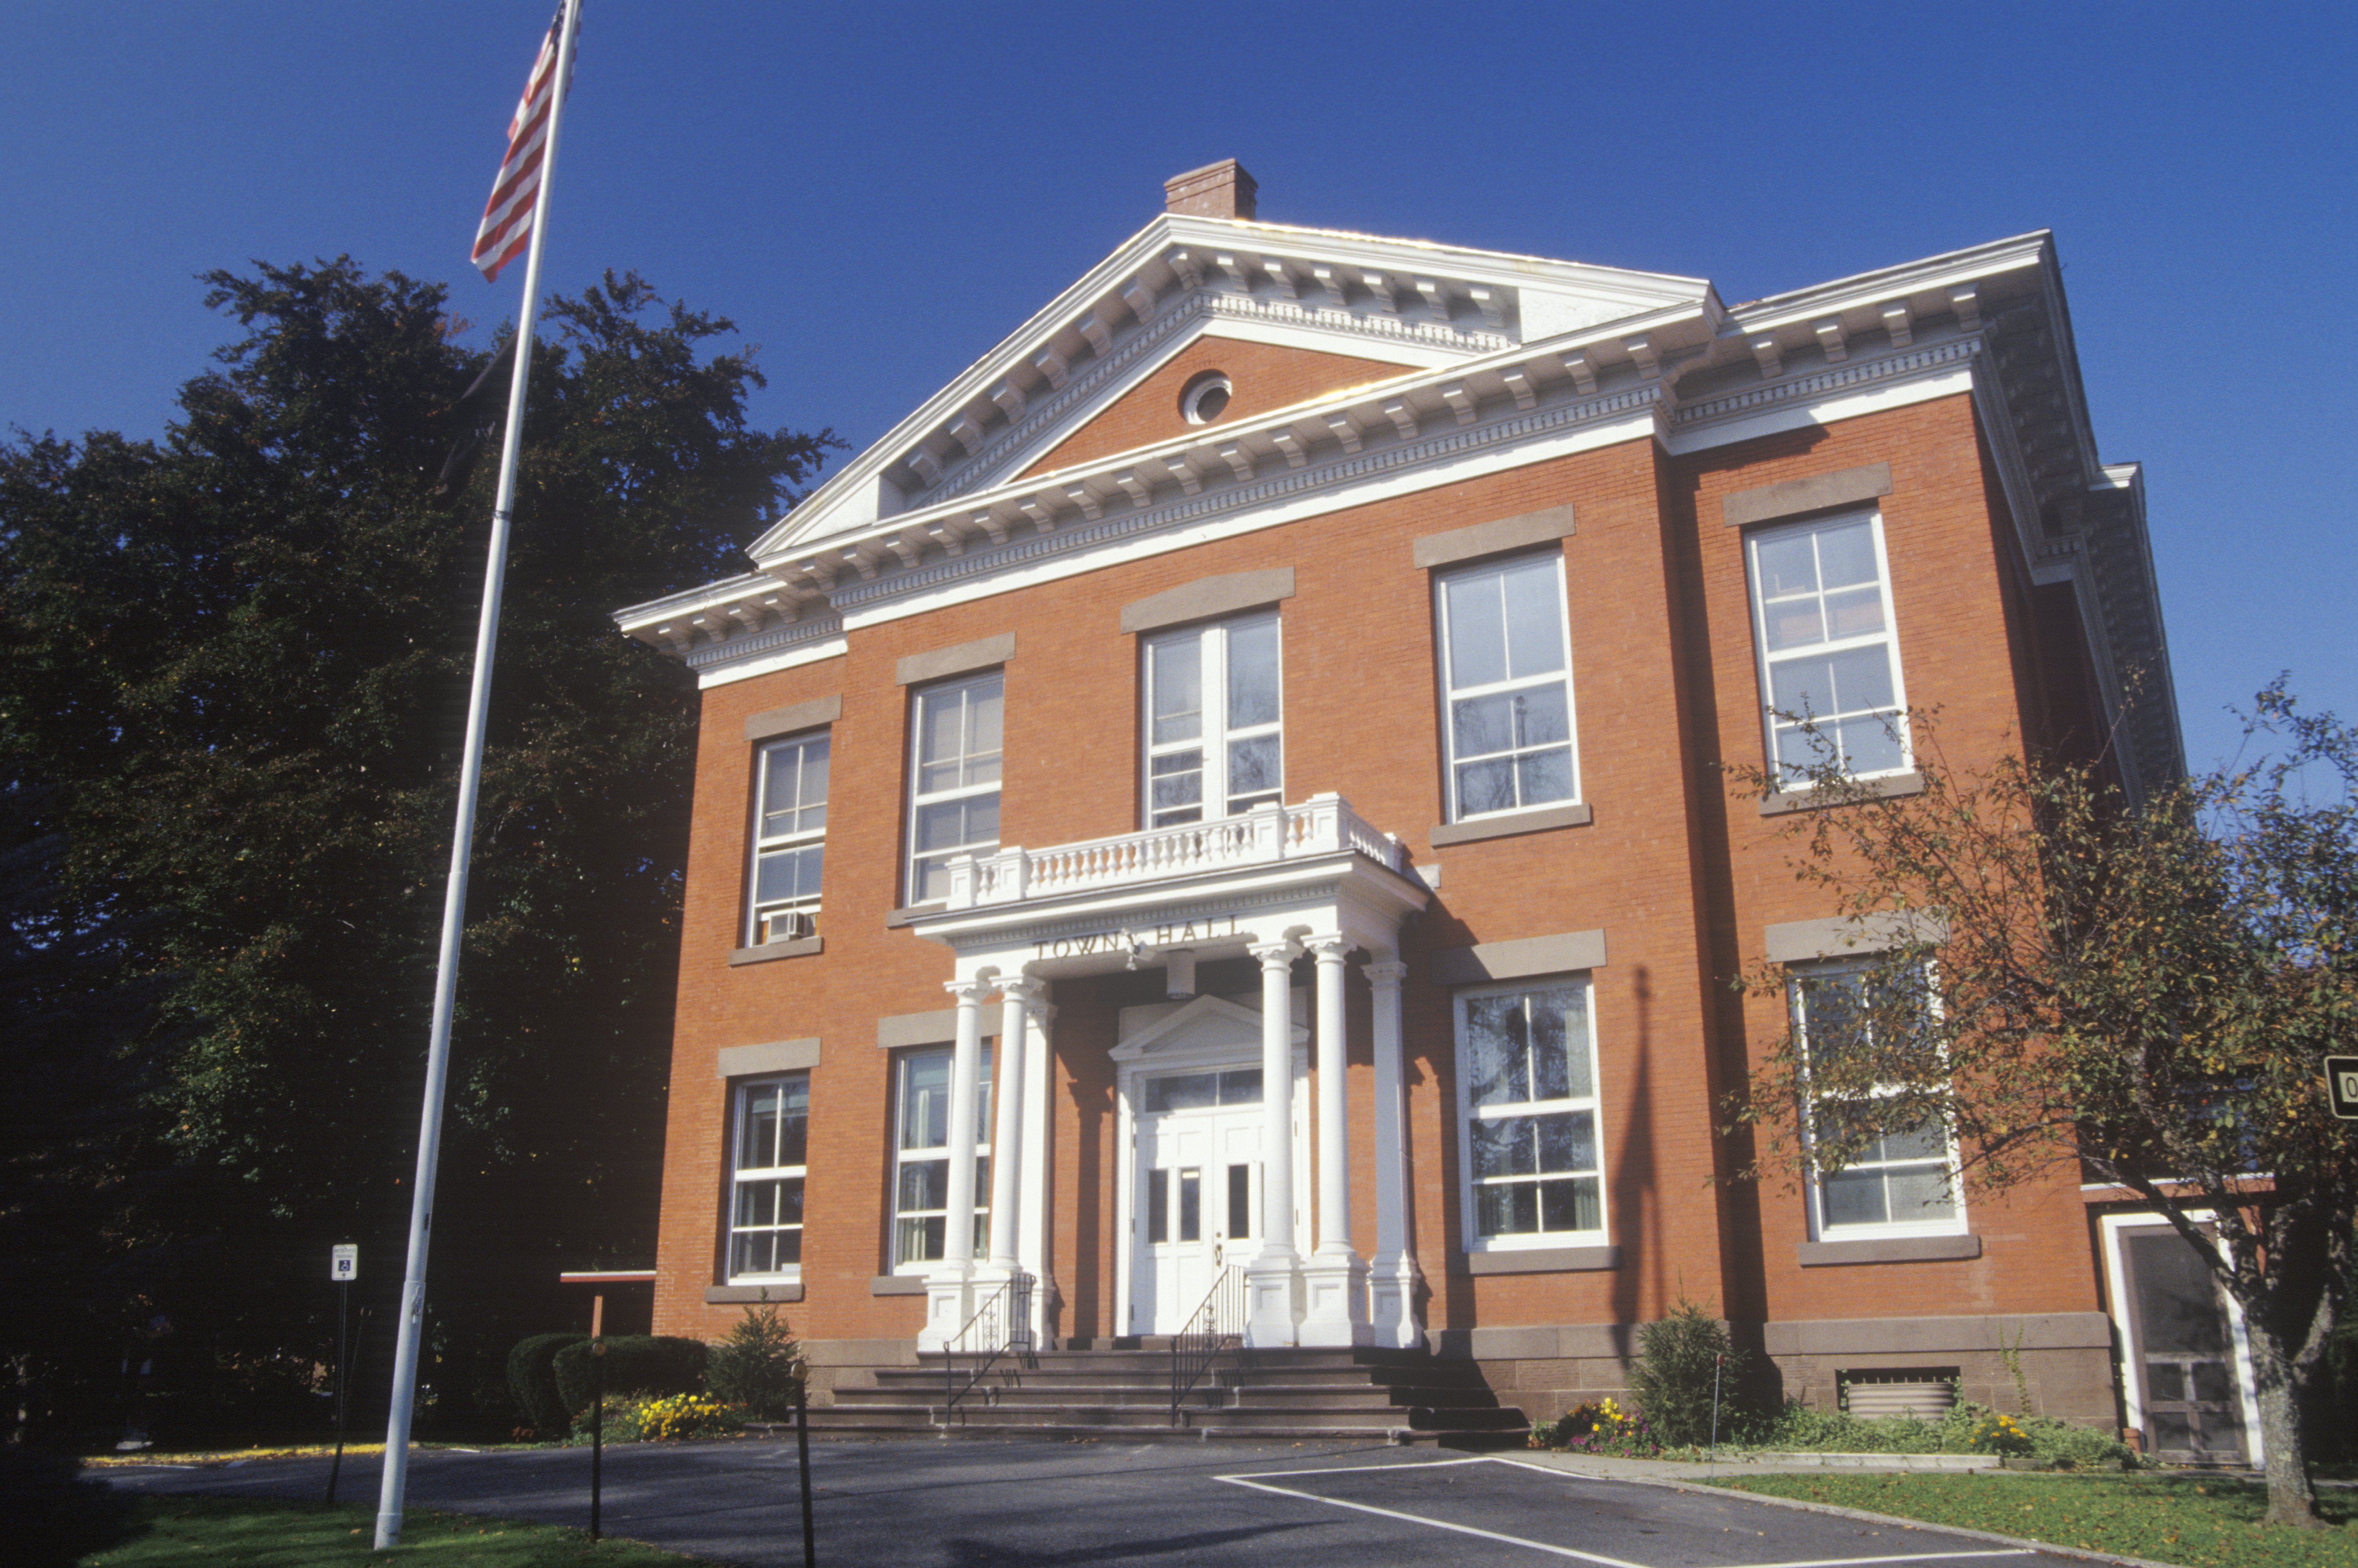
[326,1278,352,1504]
[795,1374,815,1568]
[1709,1353,1724,1462]
[590,1339,606,1540]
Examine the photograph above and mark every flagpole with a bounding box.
[374,2,580,1550]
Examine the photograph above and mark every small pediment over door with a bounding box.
[1111,992,1306,1070]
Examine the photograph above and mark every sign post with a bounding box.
[327,1245,358,1504]
[2326,1056,2358,1120]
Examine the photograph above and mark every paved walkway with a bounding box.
[102,1436,2117,1568]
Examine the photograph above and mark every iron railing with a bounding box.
[1169,1255,1247,1426]
[939,1273,1034,1428]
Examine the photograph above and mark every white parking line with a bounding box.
[1215,1468,1654,1568]
[1215,1458,2038,1568]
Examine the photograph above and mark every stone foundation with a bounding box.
[1437,1313,2121,1431]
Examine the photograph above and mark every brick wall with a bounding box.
[651,382,2108,1405]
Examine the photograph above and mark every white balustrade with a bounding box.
[942,794,1403,910]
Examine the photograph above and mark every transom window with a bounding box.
[749,731,827,944]
[889,1046,992,1269]
[1792,962,1961,1237]
[1746,511,1909,786]
[1140,1067,1264,1114]
[728,1074,808,1280]
[1456,979,1605,1247]
[1435,554,1578,821]
[907,672,1003,904]
[1142,614,1282,827]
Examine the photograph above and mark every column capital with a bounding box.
[1302,931,1351,963]
[944,975,994,1004]
[1363,958,1408,989]
[998,974,1049,1011]
[1248,938,1298,967]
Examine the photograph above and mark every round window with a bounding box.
[1180,371,1232,425]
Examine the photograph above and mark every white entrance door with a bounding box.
[1132,1067,1263,1335]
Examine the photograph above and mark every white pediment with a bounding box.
[1110,992,1306,1064]
[747,214,1713,568]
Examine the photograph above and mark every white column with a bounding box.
[985,979,1030,1269]
[1244,939,1300,1347]
[1299,932,1370,1346]
[1017,986,1056,1345]
[1364,958,1423,1348]
[919,974,991,1352]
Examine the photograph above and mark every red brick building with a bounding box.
[615,163,2249,1455]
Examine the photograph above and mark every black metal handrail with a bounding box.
[940,1273,1034,1427]
[1169,1250,1247,1425]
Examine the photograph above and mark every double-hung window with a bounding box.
[1142,613,1282,827]
[1746,511,1909,786]
[1435,554,1578,821]
[907,673,1002,904]
[749,731,828,943]
[889,1046,992,1269]
[1456,979,1606,1248]
[1791,962,1961,1237]
[728,1074,808,1281]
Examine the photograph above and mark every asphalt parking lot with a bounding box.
[104,1437,2094,1568]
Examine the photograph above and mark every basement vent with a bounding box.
[1839,1368,1958,1420]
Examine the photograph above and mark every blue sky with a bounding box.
[4,0,2350,773]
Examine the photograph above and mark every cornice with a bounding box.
[753,216,1711,559]
[924,288,1513,508]
[1672,337,1980,431]
[826,381,1665,622]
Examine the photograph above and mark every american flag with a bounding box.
[469,5,574,283]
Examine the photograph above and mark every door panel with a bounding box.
[1133,1078,1263,1334]
[2125,1228,2248,1463]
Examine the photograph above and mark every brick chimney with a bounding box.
[1163,159,1258,220]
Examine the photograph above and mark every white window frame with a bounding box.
[1139,612,1283,829]
[1452,975,1609,1253]
[1790,958,1966,1241]
[726,1072,808,1284]
[905,671,1003,905]
[747,730,828,944]
[887,1045,992,1273]
[1745,509,1911,788]
[1434,553,1580,823]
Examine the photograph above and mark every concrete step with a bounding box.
[844,1384,1227,1410]
[1223,1383,1507,1409]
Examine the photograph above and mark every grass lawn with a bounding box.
[1705,1471,2358,1568]
[75,1497,713,1568]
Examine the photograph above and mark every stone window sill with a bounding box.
[1796,1233,1981,1267]
[729,935,823,966]
[1450,1244,1619,1276]
[885,903,947,929]
[706,1282,802,1304]
[1429,802,1593,848]
[1760,772,1927,817]
[870,1275,928,1296]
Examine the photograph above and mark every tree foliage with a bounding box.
[1727,688,2356,1526]
[0,258,834,1436]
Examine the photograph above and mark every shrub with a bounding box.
[1629,1299,1750,1447]
[1969,1410,2035,1455]
[505,1333,587,1436]
[551,1335,708,1417]
[1745,1397,2135,1467]
[705,1303,804,1421]
[1531,1397,1659,1457]
[568,1391,744,1444]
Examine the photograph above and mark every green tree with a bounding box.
[0,258,834,1431]
[0,779,182,1442]
[1728,688,2355,1527]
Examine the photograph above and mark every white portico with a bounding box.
[905,795,1428,1351]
